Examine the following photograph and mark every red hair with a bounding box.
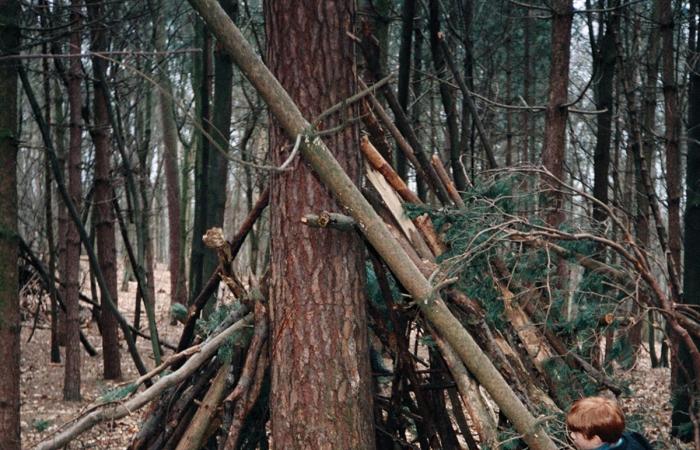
[566,397,625,443]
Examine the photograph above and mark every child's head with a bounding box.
[566,396,625,449]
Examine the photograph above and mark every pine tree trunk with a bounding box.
[264,1,375,448]
[87,0,122,380]
[0,1,20,447]
[64,0,83,401]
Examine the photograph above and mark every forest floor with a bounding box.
[18,261,693,449]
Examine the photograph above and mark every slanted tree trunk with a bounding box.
[64,0,83,401]
[264,1,375,448]
[0,1,20,447]
[87,0,122,380]
[673,0,700,440]
[154,0,186,308]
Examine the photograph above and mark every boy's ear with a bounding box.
[590,435,604,445]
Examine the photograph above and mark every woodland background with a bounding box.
[1,0,700,449]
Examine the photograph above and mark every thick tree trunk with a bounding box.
[0,1,20,447]
[87,0,122,380]
[154,0,186,308]
[64,0,83,401]
[264,2,375,448]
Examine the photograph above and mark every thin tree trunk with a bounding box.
[521,6,533,164]
[64,0,83,401]
[0,0,20,447]
[429,0,465,191]
[592,1,619,224]
[189,21,212,303]
[396,0,416,181]
[264,1,375,448]
[660,0,681,272]
[202,0,236,315]
[541,0,573,229]
[154,0,186,308]
[40,0,61,363]
[87,0,122,380]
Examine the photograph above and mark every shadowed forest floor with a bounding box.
[18,262,692,449]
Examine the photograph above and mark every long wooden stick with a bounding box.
[186,2,557,448]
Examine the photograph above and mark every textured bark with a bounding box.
[541,0,573,228]
[87,0,122,380]
[264,2,375,449]
[154,0,186,308]
[64,0,83,401]
[0,1,20,447]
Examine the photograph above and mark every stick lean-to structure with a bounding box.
[185,1,558,448]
